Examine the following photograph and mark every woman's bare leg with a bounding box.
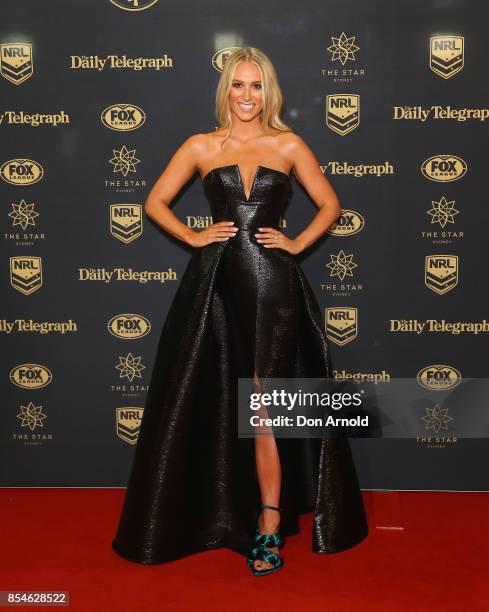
[253,370,282,571]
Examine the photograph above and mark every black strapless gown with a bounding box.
[112,164,368,564]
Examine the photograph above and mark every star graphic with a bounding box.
[427,196,459,228]
[327,32,360,65]
[421,404,453,435]
[115,352,146,382]
[17,402,47,431]
[326,249,358,281]
[8,199,39,231]
[109,145,140,177]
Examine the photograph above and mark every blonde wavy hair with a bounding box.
[215,46,292,145]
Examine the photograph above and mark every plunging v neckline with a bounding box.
[234,164,260,202]
[201,164,290,202]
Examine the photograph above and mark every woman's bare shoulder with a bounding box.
[270,129,309,157]
[182,129,225,155]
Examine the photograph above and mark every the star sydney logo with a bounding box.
[421,404,453,434]
[326,250,358,281]
[109,146,140,176]
[327,32,360,64]
[427,196,459,228]
[115,353,146,382]
[8,199,39,230]
[17,402,47,430]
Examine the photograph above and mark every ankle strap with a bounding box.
[259,503,282,513]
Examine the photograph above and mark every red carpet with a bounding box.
[0,489,487,611]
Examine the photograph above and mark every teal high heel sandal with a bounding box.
[247,503,284,576]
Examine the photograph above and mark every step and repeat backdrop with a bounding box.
[2,0,488,490]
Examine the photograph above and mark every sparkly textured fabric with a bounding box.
[112,164,368,564]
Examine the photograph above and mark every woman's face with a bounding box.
[229,61,263,122]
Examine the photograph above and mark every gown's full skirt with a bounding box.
[112,165,368,563]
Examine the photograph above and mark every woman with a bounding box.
[112,46,368,576]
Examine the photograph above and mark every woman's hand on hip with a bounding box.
[255,227,303,255]
[187,221,238,247]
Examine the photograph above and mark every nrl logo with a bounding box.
[430,36,464,79]
[110,204,143,243]
[10,256,42,295]
[424,255,458,295]
[0,43,33,85]
[110,0,158,11]
[325,307,358,345]
[116,407,144,444]
[212,47,241,72]
[326,94,360,135]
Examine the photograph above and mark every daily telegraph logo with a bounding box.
[101,104,146,131]
[69,54,172,71]
[417,365,461,390]
[392,105,487,122]
[430,36,464,79]
[421,155,467,182]
[110,204,143,243]
[0,319,78,334]
[116,407,144,444]
[10,363,52,389]
[323,161,394,177]
[389,319,489,335]
[211,47,241,72]
[107,313,151,339]
[110,0,158,11]
[0,43,33,85]
[327,209,364,237]
[0,159,44,185]
[425,255,458,295]
[325,307,357,345]
[10,256,42,295]
[326,94,359,135]
[0,111,70,127]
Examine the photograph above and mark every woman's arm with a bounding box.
[144,134,237,247]
[288,133,341,254]
[255,132,341,255]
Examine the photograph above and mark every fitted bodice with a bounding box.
[201,164,291,232]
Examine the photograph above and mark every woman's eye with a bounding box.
[232,82,261,89]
